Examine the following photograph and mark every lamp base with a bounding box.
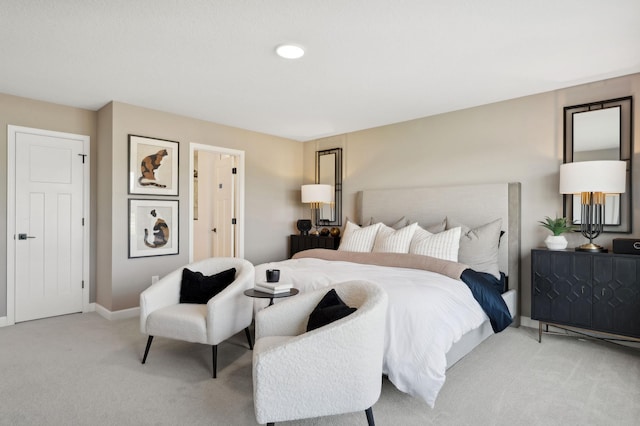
[575,243,608,253]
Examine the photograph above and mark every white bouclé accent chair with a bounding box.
[252,280,388,426]
[139,257,255,378]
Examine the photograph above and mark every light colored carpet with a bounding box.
[0,312,638,425]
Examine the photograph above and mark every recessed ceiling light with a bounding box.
[276,44,305,59]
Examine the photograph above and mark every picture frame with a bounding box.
[128,134,179,196]
[129,199,179,258]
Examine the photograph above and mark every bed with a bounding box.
[255,183,521,407]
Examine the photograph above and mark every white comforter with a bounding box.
[255,258,488,407]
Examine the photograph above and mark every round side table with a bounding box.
[244,288,299,306]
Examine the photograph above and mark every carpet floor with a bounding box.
[1,312,639,425]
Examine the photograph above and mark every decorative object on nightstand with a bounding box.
[559,160,626,252]
[301,184,332,235]
[612,238,640,255]
[296,219,312,235]
[538,216,572,250]
[330,227,341,237]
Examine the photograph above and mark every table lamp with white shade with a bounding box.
[301,184,332,235]
[559,160,626,252]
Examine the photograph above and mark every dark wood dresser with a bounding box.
[531,248,640,342]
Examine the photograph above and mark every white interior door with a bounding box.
[213,155,235,257]
[193,151,214,261]
[189,143,244,263]
[13,130,85,322]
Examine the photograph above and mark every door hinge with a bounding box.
[82,218,85,226]
[232,167,237,174]
[78,153,87,164]
[231,218,237,225]
[82,280,85,289]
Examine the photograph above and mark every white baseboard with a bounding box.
[0,304,136,327]
[95,304,140,321]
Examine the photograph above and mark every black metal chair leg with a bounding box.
[212,345,218,378]
[365,407,375,426]
[142,336,154,364]
[245,327,253,350]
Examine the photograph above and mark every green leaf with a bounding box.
[538,216,573,236]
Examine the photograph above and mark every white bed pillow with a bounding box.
[447,218,502,279]
[342,216,373,237]
[372,222,418,253]
[338,221,382,252]
[409,226,461,262]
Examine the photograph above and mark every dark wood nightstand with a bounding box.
[531,248,640,343]
[289,235,340,258]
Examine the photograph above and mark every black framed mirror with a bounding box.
[315,148,342,227]
[563,96,633,233]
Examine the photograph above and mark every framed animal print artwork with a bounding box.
[129,199,179,258]
[128,135,179,195]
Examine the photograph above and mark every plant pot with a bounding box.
[545,235,568,250]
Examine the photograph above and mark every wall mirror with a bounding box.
[316,148,342,227]
[563,96,633,233]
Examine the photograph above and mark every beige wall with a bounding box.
[304,73,640,318]
[2,72,638,319]
[1,96,302,317]
[100,102,302,311]
[96,103,114,310]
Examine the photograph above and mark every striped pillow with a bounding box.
[409,226,461,262]
[372,222,418,253]
[338,221,382,252]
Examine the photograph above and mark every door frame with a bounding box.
[189,143,245,262]
[6,125,91,326]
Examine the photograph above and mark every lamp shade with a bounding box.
[301,184,332,203]
[559,161,626,194]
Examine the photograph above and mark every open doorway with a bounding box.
[189,143,245,262]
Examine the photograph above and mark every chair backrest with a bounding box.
[186,257,253,278]
[139,257,255,336]
[331,280,386,311]
[252,280,388,424]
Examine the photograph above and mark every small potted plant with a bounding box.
[538,216,572,250]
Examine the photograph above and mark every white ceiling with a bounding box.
[2,1,639,142]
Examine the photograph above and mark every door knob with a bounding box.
[18,233,36,240]
[212,228,217,233]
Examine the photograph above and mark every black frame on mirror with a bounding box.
[563,96,633,234]
[315,148,342,228]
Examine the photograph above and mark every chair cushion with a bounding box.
[146,303,208,343]
[179,267,236,304]
[306,289,357,332]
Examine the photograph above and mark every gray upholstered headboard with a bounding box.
[356,182,521,299]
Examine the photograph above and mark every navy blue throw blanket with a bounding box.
[460,269,513,332]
